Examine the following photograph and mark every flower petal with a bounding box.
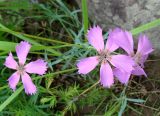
[105,28,121,52]
[77,56,99,74]
[132,65,147,77]
[16,41,31,65]
[110,55,134,73]
[100,62,114,87]
[87,26,104,52]
[22,73,37,95]
[137,35,153,55]
[110,28,134,55]
[4,52,18,70]
[25,59,47,75]
[8,72,20,91]
[113,68,131,85]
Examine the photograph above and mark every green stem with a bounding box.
[33,68,77,81]
[77,80,100,98]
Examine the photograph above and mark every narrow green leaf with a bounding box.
[0,41,16,51]
[0,23,62,56]
[131,19,160,35]
[0,41,64,52]
[0,86,23,112]
[118,99,127,116]
[0,0,30,11]
[21,33,72,45]
[127,98,145,103]
[82,0,88,35]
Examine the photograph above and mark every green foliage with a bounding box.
[0,0,30,11]
[0,0,160,115]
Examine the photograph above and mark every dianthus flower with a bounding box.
[4,41,47,95]
[77,26,134,87]
[111,28,153,84]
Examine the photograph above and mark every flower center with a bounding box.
[17,64,25,75]
[99,50,111,63]
[133,52,141,64]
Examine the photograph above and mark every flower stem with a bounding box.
[78,80,100,98]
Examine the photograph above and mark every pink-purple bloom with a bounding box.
[77,26,134,87]
[4,41,47,95]
[111,28,153,84]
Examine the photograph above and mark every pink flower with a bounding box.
[111,28,153,84]
[4,41,47,95]
[77,26,134,87]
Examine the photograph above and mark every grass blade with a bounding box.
[0,23,62,56]
[131,19,160,35]
[82,0,88,35]
[0,86,23,112]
